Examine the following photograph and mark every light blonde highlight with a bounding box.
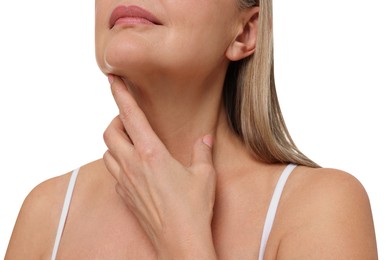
[224,0,319,167]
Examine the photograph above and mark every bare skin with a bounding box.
[5,76,378,258]
[6,0,377,258]
[6,159,377,259]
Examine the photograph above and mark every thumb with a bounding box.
[191,135,214,167]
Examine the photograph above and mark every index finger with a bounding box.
[108,74,161,150]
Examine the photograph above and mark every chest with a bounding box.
[52,175,280,259]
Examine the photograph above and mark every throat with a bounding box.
[121,78,226,167]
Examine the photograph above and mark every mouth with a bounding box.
[109,5,162,29]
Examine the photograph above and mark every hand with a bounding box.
[103,75,217,257]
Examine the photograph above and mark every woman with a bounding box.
[6,0,377,259]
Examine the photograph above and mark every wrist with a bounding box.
[157,225,217,260]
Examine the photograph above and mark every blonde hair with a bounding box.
[224,0,320,167]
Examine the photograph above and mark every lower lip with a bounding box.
[113,17,154,27]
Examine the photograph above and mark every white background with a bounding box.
[1,0,389,258]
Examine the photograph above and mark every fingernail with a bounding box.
[202,135,213,148]
[108,74,114,85]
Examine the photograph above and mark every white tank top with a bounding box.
[51,164,297,260]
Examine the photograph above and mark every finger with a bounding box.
[190,135,214,170]
[104,115,133,143]
[108,74,161,150]
[103,115,135,166]
[103,150,121,181]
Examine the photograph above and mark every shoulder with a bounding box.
[5,159,107,259]
[5,169,72,258]
[285,167,370,207]
[274,166,378,259]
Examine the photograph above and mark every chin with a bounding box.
[95,35,205,83]
[97,41,152,78]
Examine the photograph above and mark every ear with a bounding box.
[226,7,259,61]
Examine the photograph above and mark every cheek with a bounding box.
[160,19,234,78]
[164,2,237,68]
[165,30,227,74]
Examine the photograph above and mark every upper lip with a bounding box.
[109,5,162,28]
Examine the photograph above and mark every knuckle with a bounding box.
[140,146,157,161]
[102,150,110,162]
[103,128,111,144]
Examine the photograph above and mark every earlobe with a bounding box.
[226,8,259,61]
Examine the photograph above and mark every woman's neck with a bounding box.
[119,75,256,175]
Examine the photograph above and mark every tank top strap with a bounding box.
[258,163,297,260]
[51,168,80,260]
